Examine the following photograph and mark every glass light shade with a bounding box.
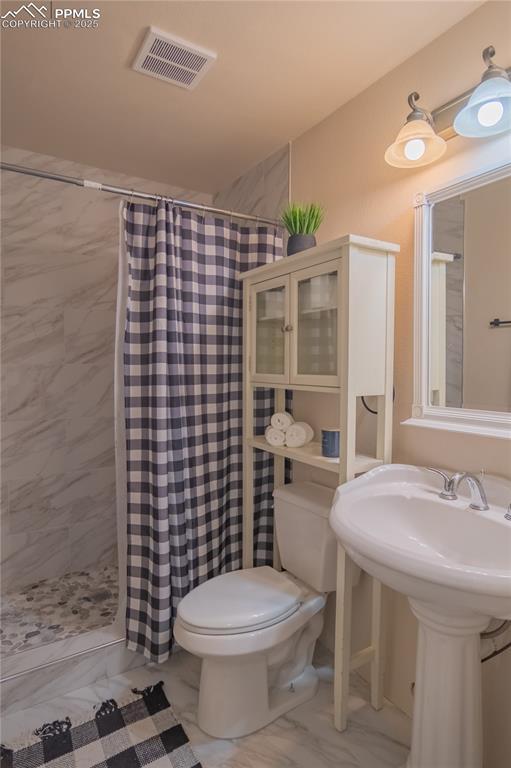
[385,119,447,168]
[454,76,511,137]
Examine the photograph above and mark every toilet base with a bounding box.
[198,657,319,738]
[174,572,327,740]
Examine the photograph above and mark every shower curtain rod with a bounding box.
[0,162,280,226]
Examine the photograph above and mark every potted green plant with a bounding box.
[281,202,324,256]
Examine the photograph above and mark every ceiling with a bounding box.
[1,1,481,193]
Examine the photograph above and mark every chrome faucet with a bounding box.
[452,473,490,511]
[426,468,490,511]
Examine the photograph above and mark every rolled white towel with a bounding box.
[270,412,294,432]
[265,426,286,447]
[286,422,314,448]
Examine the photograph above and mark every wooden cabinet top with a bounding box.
[238,234,399,283]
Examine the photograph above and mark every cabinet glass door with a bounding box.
[251,277,289,382]
[291,263,339,385]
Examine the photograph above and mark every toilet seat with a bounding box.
[177,566,303,635]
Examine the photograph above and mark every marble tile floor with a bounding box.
[1,645,411,767]
[0,564,118,657]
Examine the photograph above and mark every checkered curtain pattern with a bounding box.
[122,202,284,661]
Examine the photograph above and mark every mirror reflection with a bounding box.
[430,175,511,412]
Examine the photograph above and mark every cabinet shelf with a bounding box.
[252,382,340,394]
[248,436,383,476]
[298,304,337,316]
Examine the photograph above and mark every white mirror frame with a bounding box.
[404,160,511,440]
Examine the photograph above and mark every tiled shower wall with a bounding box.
[0,146,211,591]
[213,145,289,224]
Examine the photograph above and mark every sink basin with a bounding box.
[330,464,511,768]
[330,464,511,620]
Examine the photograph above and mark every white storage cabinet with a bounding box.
[240,234,398,731]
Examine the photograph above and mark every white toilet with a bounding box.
[174,481,337,738]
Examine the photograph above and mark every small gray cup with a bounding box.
[321,428,340,458]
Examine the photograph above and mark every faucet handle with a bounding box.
[426,467,450,482]
[425,468,458,500]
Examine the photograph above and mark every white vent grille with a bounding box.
[132,27,216,90]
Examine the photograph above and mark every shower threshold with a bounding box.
[0,563,144,718]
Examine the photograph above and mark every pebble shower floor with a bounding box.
[0,564,118,657]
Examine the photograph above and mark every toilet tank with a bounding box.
[273,482,337,593]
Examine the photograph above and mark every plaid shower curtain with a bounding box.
[122,201,284,662]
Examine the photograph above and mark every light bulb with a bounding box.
[404,138,426,161]
[477,100,504,127]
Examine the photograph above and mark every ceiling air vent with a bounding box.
[132,27,216,90]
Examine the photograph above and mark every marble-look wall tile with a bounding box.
[2,365,50,422]
[1,482,8,526]
[8,476,71,533]
[6,467,116,533]
[2,362,114,423]
[2,419,66,480]
[1,529,70,591]
[48,364,114,419]
[54,468,116,520]
[70,514,118,571]
[261,146,291,218]
[3,251,118,308]
[64,253,119,309]
[64,305,116,365]
[1,144,211,591]
[64,417,115,472]
[1,301,64,367]
[2,359,114,426]
[213,145,289,222]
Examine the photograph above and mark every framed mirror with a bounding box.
[407,161,511,439]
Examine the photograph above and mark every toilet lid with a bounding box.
[177,566,302,635]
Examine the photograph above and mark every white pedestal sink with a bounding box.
[329,464,511,768]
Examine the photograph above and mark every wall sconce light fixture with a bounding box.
[454,46,511,137]
[386,45,511,169]
[385,92,446,168]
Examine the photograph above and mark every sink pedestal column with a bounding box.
[408,600,489,768]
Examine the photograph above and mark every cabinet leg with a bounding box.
[370,577,384,710]
[272,389,285,571]
[242,442,254,569]
[334,544,352,731]
[272,454,283,572]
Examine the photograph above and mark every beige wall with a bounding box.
[289,3,511,766]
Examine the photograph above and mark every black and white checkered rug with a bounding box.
[0,681,202,768]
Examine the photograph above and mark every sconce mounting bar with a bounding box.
[432,65,511,139]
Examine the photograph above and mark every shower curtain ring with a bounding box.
[128,189,134,206]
